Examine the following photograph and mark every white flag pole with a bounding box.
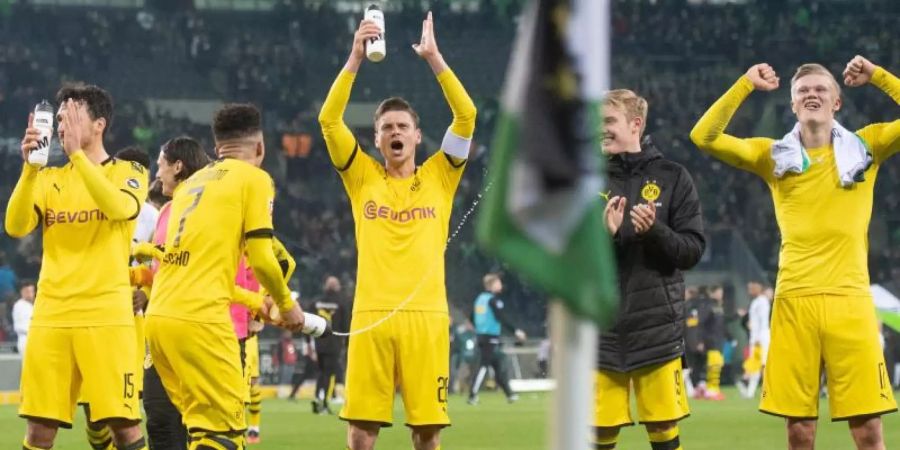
[548,301,598,450]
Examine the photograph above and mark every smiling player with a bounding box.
[691,56,899,450]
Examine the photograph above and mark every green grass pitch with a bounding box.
[1,388,898,449]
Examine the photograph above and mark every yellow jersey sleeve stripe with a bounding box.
[245,228,274,239]
[70,151,143,221]
[278,259,290,277]
[336,140,360,172]
[444,152,466,169]
[119,189,142,221]
[272,237,295,279]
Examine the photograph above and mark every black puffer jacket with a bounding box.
[597,137,706,372]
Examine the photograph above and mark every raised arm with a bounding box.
[70,152,145,220]
[62,102,145,220]
[413,11,477,159]
[6,165,42,237]
[689,64,778,178]
[870,66,900,104]
[6,115,45,238]
[317,20,382,170]
[844,56,900,163]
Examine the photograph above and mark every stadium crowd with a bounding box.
[0,0,898,344]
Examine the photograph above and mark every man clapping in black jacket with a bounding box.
[593,89,706,450]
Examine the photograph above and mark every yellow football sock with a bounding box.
[86,426,114,450]
[706,350,724,393]
[248,382,262,429]
[594,427,619,449]
[648,425,683,450]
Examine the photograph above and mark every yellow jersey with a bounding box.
[147,158,275,324]
[319,69,476,313]
[343,151,464,313]
[691,67,900,298]
[7,154,148,327]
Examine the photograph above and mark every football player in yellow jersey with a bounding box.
[6,86,149,450]
[145,104,307,450]
[143,136,209,450]
[691,56,898,450]
[318,12,476,450]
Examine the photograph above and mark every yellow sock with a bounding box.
[116,437,148,450]
[23,439,49,450]
[248,382,262,429]
[648,426,682,450]
[594,427,619,449]
[706,350,723,393]
[86,426,114,450]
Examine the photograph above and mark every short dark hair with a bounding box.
[115,146,151,170]
[213,103,262,141]
[160,136,210,181]
[374,97,419,128]
[56,83,114,135]
[147,179,169,206]
[18,279,35,290]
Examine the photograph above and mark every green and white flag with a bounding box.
[477,0,618,327]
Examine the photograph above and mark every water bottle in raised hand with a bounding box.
[365,4,386,62]
[28,100,54,167]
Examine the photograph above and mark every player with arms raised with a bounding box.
[318,11,476,450]
[691,56,898,450]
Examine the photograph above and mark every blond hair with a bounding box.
[791,63,841,97]
[603,89,648,134]
[483,273,500,290]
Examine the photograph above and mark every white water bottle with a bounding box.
[29,100,54,167]
[302,312,332,338]
[365,4,386,62]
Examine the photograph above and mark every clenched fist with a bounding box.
[745,63,780,91]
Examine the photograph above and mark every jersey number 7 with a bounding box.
[173,186,205,248]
